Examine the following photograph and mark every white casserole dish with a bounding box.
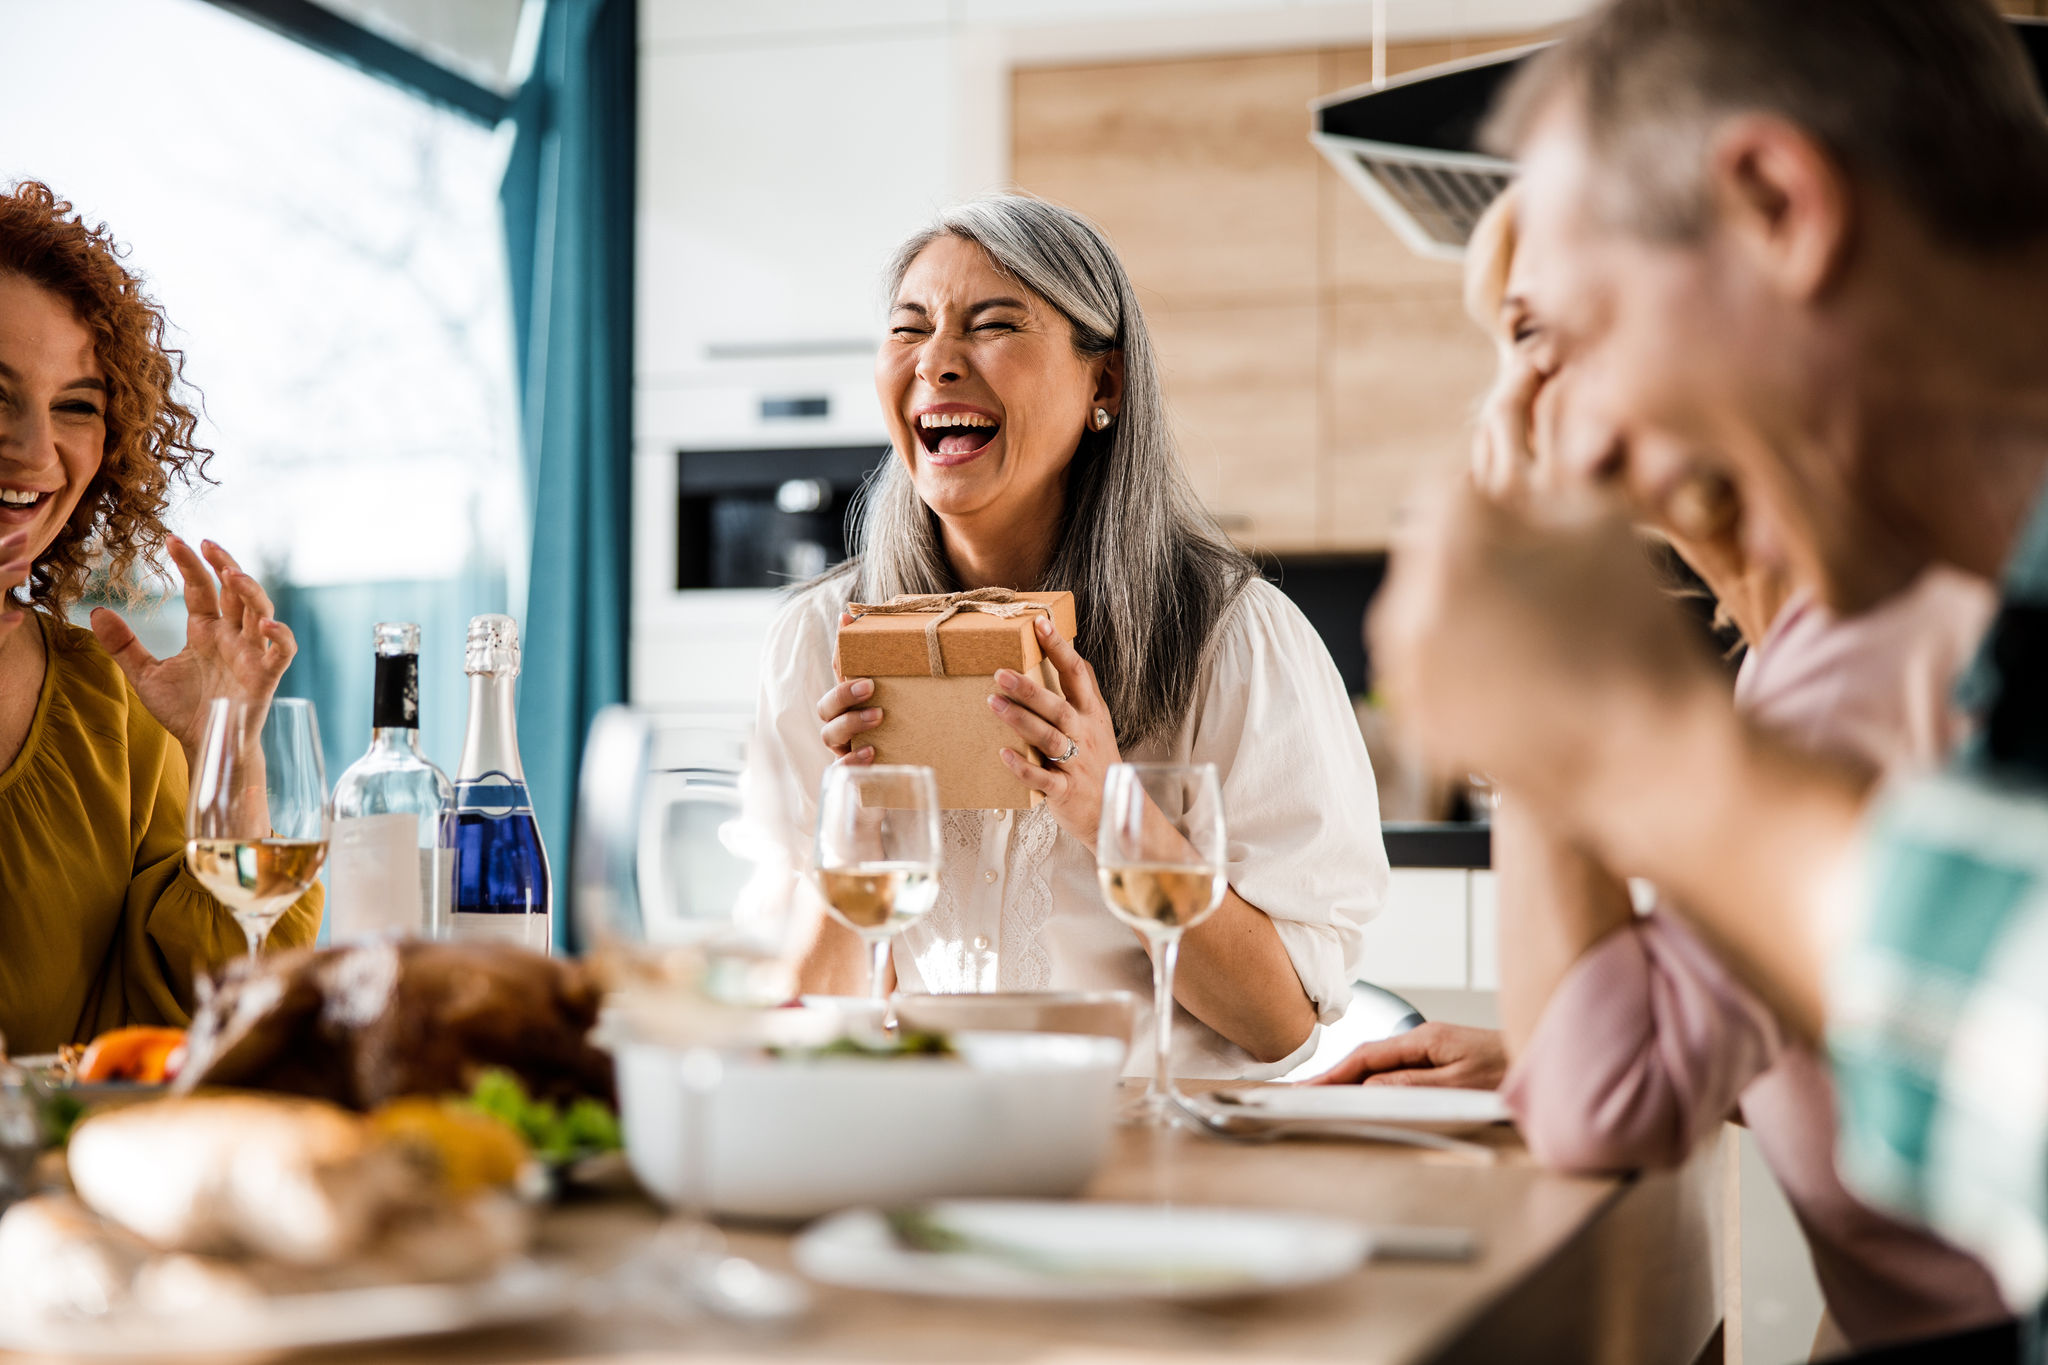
[615,1031,1122,1221]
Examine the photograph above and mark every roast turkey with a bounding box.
[174,940,614,1110]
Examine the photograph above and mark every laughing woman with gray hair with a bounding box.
[744,194,1388,1077]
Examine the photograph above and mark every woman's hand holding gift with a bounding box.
[989,615,1123,845]
[818,611,883,766]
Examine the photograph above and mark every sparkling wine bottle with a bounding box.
[329,622,455,941]
[451,613,552,951]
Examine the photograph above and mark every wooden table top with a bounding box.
[258,1109,1722,1365]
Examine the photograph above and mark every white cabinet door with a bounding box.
[1358,868,1469,992]
[1468,869,1498,991]
[631,588,781,710]
[638,36,960,384]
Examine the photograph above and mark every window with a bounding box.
[1,0,524,774]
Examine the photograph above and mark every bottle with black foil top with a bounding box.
[329,622,456,940]
[451,613,552,951]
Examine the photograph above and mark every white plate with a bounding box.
[0,1261,572,1359]
[794,1201,1370,1301]
[1223,1086,1510,1124]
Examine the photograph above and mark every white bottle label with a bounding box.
[329,813,424,941]
[449,910,552,955]
[421,847,455,940]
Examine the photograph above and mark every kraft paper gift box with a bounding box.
[835,589,1080,811]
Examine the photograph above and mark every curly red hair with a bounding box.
[0,180,211,612]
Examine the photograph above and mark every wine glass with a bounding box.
[185,697,330,960]
[1096,762,1227,1126]
[569,705,811,1324]
[814,765,941,1001]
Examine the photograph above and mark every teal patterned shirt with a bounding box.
[1831,482,2048,1329]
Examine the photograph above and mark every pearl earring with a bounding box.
[1092,406,1113,431]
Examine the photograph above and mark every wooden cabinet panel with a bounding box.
[1322,293,1492,548]
[1324,293,1492,460]
[1149,302,1320,551]
[1013,36,1530,552]
[1013,51,1323,311]
[1325,454,1414,551]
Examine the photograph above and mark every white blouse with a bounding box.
[742,579,1389,1079]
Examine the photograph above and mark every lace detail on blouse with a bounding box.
[904,811,986,993]
[1001,806,1061,991]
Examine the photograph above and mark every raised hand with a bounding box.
[1367,481,1720,836]
[989,614,1123,844]
[1470,352,1546,500]
[89,537,297,770]
[0,531,29,650]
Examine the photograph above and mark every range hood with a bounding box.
[1316,17,2048,262]
[1312,45,1533,262]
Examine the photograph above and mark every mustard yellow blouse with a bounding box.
[0,612,323,1053]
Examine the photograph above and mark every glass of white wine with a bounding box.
[814,765,941,1002]
[1097,762,1227,1126]
[186,697,331,960]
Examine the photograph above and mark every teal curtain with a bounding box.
[500,0,637,952]
[272,568,509,779]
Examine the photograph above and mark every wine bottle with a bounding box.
[329,622,455,941]
[451,613,552,951]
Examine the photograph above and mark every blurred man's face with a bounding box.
[1506,102,1918,612]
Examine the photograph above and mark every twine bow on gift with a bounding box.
[845,587,1054,675]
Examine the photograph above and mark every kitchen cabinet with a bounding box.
[1012,52,1322,312]
[637,35,959,384]
[1359,867,1498,994]
[1361,868,1470,991]
[1470,869,1499,991]
[1011,34,1539,553]
[629,584,777,711]
[1147,302,1321,548]
[1323,293,1495,545]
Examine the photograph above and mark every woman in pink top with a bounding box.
[1497,570,2006,1352]
[1327,189,2010,1354]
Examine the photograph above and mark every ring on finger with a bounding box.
[1043,735,1079,764]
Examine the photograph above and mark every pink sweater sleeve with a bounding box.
[1501,911,1786,1173]
[1502,571,1993,1178]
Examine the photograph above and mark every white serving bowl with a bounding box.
[615,1031,1123,1221]
[891,991,1138,1063]
[793,995,891,1036]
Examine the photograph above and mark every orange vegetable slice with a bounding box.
[76,1027,187,1084]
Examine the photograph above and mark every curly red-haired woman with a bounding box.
[0,182,320,1053]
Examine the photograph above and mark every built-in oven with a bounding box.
[630,441,894,712]
[673,444,890,590]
